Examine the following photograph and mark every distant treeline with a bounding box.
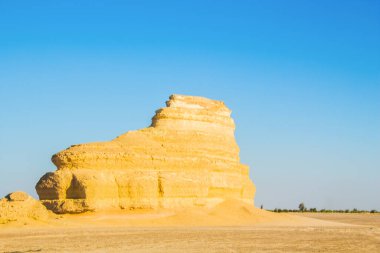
[271,208,378,213]
[267,202,378,213]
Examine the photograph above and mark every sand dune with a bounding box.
[1,197,342,228]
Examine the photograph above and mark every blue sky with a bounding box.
[0,0,379,210]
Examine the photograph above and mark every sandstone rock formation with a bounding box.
[0,191,53,224]
[36,95,255,213]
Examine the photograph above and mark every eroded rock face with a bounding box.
[36,95,256,213]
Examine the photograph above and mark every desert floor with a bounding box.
[1,213,379,253]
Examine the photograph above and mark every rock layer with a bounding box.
[36,95,256,213]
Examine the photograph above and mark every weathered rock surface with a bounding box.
[0,191,53,224]
[36,95,256,213]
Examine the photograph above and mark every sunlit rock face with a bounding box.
[36,95,256,213]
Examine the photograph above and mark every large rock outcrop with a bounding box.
[36,95,255,213]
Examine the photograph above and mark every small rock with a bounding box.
[6,191,30,201]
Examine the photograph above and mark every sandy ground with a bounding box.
[1,213,380,252]
[1,200,380,253]
[1,224,379,253]
[297,212,380,228]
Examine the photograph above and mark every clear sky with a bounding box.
[0,0,379,210]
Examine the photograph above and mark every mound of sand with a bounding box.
[64,199,312,227]
[149,199,308,226]
[0,191,54,224]
[0,196,334,228]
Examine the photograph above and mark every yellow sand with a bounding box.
[1,197,342,228]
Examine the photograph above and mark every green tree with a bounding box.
[299,202,306,212]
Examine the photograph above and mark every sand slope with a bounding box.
[1,195,344,228]
[16,199,342,228]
